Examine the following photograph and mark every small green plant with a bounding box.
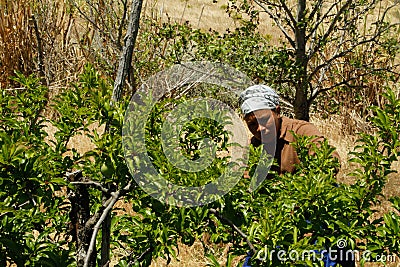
[0,73,73,266]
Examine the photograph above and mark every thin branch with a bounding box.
[309,66,400,103]
[83,182,133,267]
[70,181,111,195]
[279,95,294,108]
[308,0,353,57]
[209,208,257,255]
[66,170,83,180]
[254,0,296,48]
[129,245,154,265]
[310,18,400,82]
[71,0,117,45]
[308,35,377,82]
[279,0,297,28]
[308,0,324,23]
[306,2,338,41]
[117,0,128,50]
[373,2,400,35]
[309,30,348,85]
[31,15,45,82]
[3,87,27,91]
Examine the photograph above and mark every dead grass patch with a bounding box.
[143,0,284,44]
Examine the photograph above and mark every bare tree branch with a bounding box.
[84,182,133,267]
[308,0,324,23]
[70,181,111,195]
[309,65,400,102]
[117,0,129,49]
[306,2,339,42]
[309,20,400,84]
[112,0,143,102]
[254,0,296,48]
[373,1,400,34]
[279,0,297,28]
[308,0,353,58]
[128,245,154,265]
[71,0,117,46]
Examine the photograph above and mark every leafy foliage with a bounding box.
[1,65,399,266]
[0,73,73,266]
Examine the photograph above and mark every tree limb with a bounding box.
[309,18,400,84]
[308,0,353,58]
[70,181,111,195]
[308,0,324,24]
[84,182,133,267]
[209,208,257,255]
[112,0,143,102]
[309,38,375,82]
[306,2,338,42]
[117,0,129,50]
[309,65,400,103]
[71,0,117,46]
[278,0,297,29]
[254,0,296,48]
[128,245,154,265]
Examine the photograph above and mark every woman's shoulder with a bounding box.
[281,117,322,136]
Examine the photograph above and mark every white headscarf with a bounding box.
[239,84,280,115]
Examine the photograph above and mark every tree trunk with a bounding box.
[100,1,143,265]
[293,83,310,121]
[112,0,143,102]
[67,171,97,267]
[294,0,310,121]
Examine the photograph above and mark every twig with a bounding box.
[180,0,188,24]
[2,85,66,91]
[309,0,353,57]
[83,182,133,267]
[3,87,27,91]
[129,245,154,265]
[209,208,257,255]
[197,4,205,28]
[31,14,45,83]
[70,181,111,195]
[254,0,296,48]
[71,0,116,45]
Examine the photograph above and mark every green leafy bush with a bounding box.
[0,73,73,266]
[1,67,399,267]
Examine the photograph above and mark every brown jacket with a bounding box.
[251,117,340,175]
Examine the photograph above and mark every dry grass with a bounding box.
[313,115,400,267]
[0,0,98,89]
[43,121,105,155]
[311,113,400,188]
[0,0,36,88]
[148,240,245,267]
[149,241,208,267]
[143,0,237,31]
[142,0,284,44]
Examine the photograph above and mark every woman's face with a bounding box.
[244,108,281,143]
